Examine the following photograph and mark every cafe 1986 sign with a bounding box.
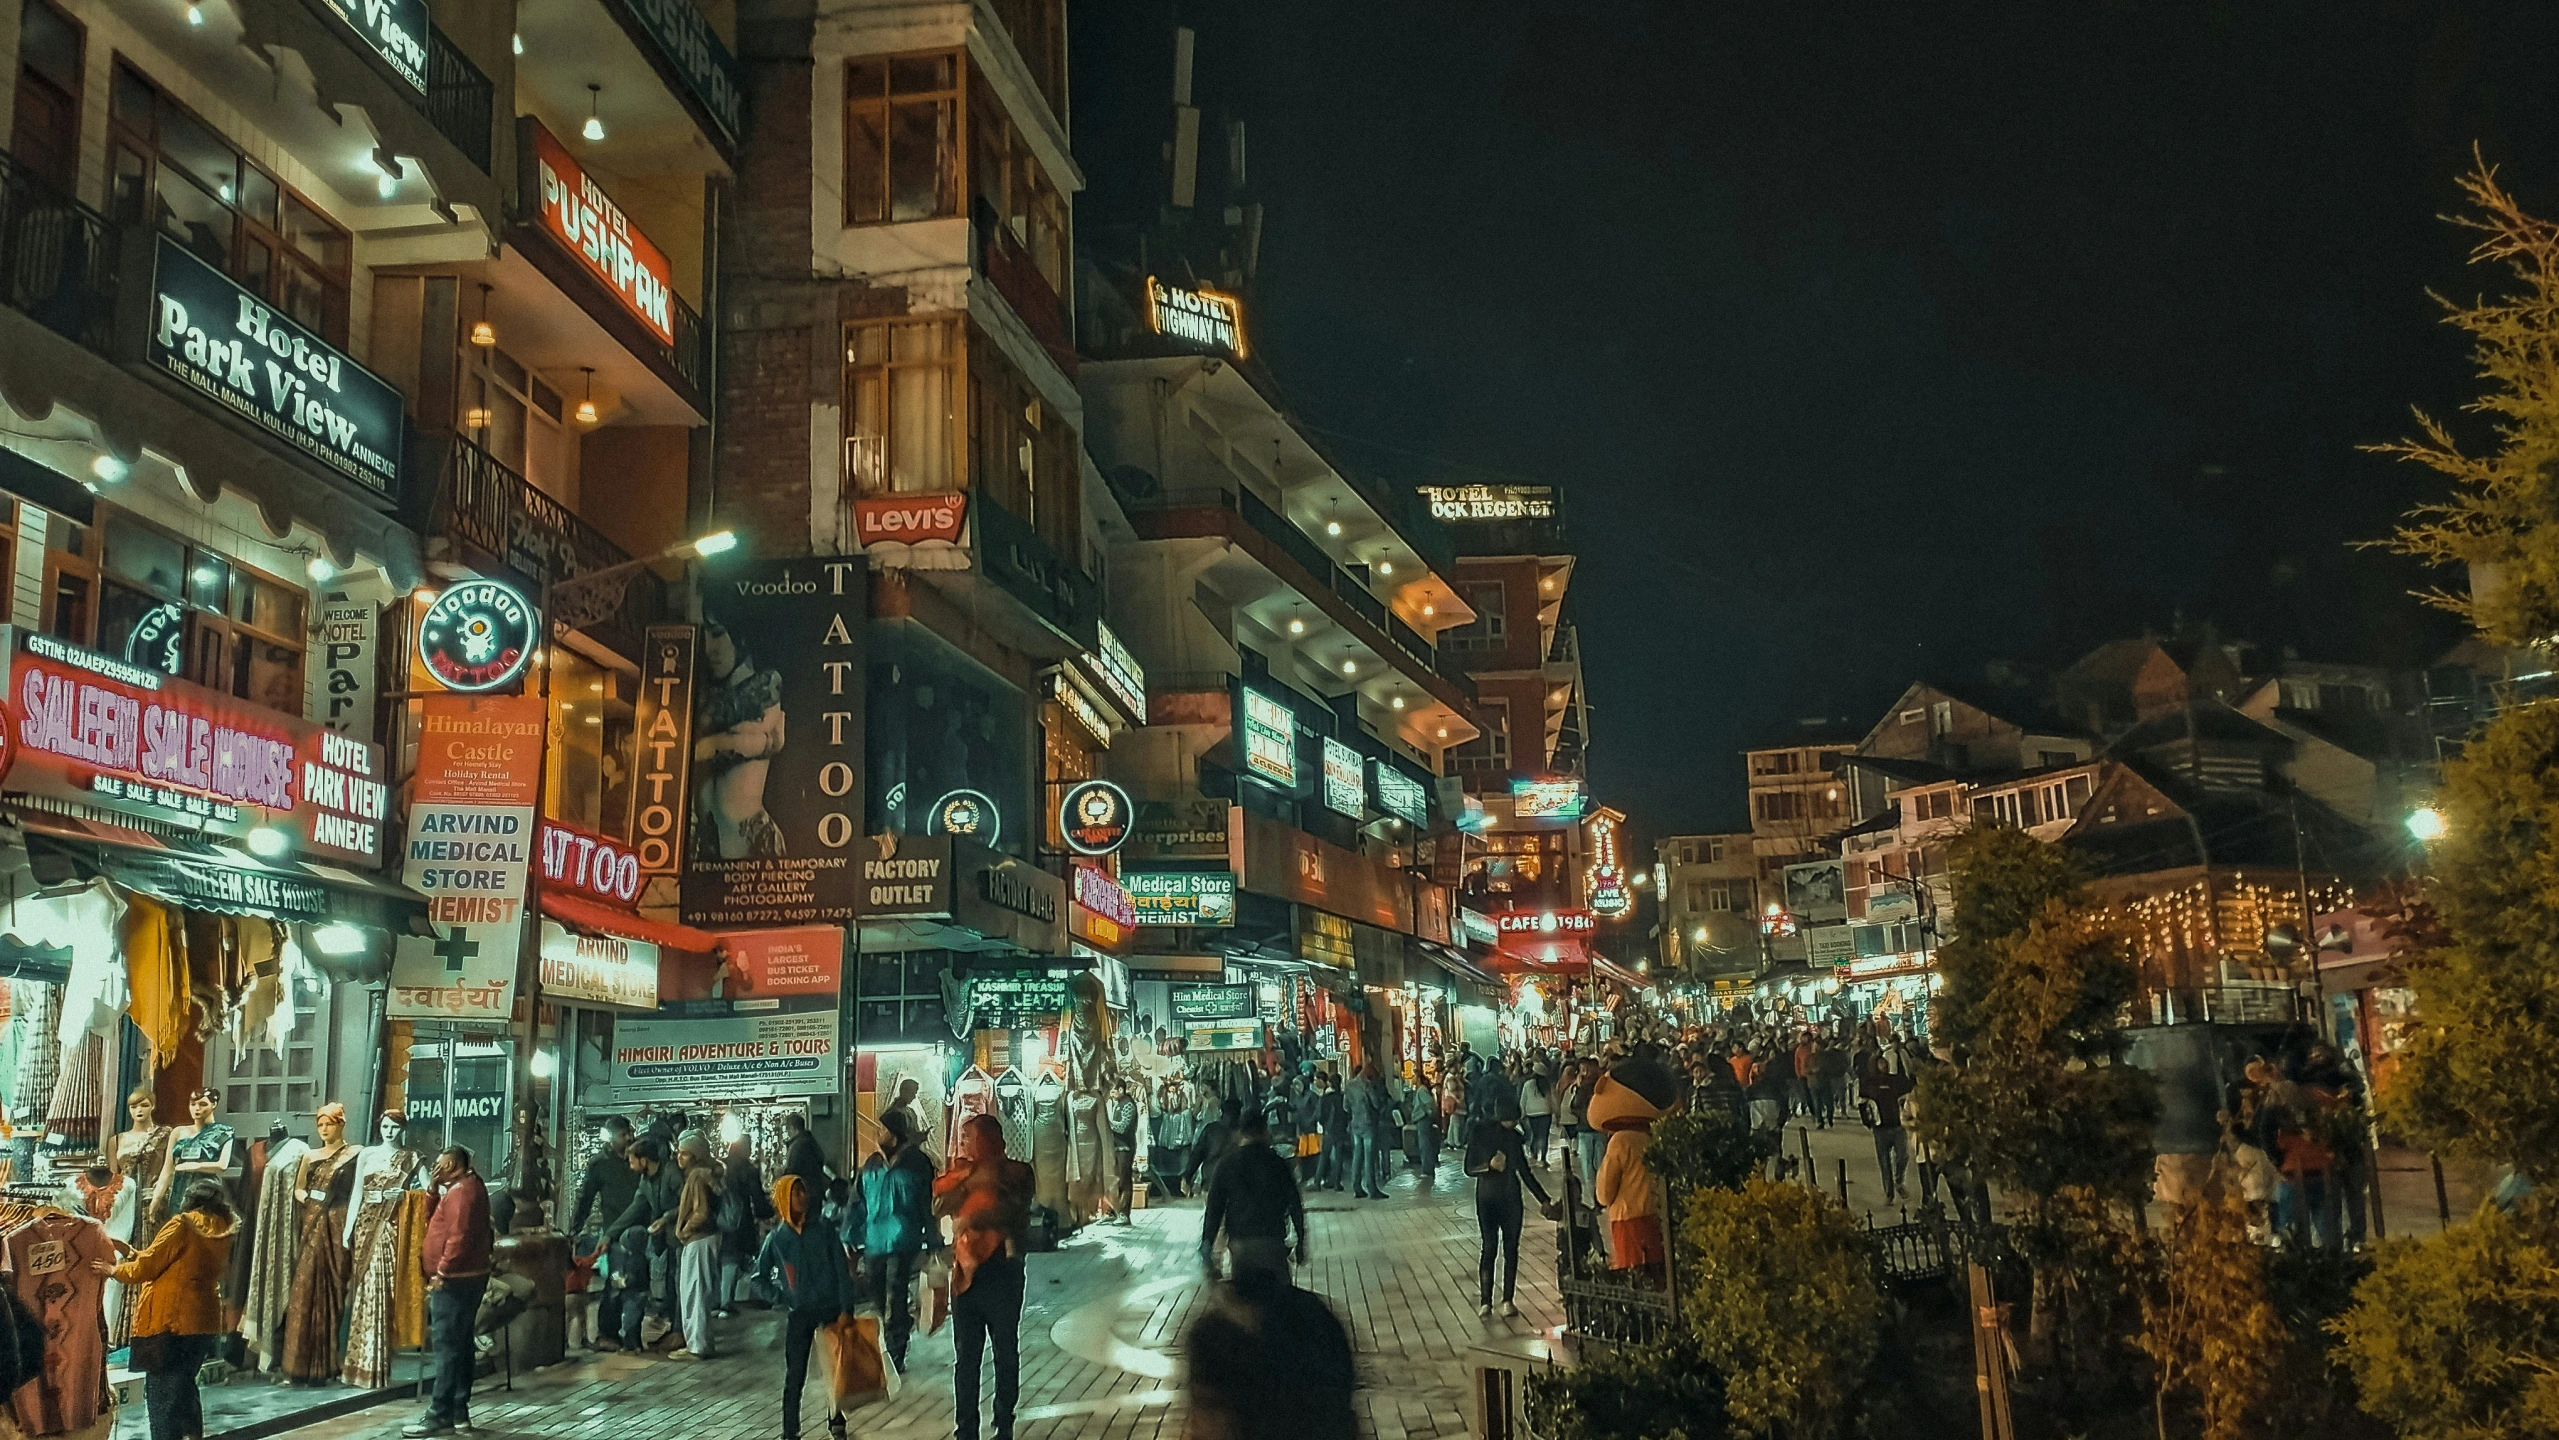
[145,237,403,500]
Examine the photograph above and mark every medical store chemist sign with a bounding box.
[139,237,403,502]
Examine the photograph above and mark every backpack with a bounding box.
[715,1181,749,1235]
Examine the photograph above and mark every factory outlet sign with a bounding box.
[316,0,428,91]
[145,237,403,500]
[528,121,677,346]
[856,834,952,919]
[5,631,387,864]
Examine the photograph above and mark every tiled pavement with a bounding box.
[273,1152,1564,1440]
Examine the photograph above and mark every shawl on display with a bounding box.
[238,1138,309,1367]
[123,896,187,1069]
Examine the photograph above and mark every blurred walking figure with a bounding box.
[1183,1264,1356,1440]
[754,1174,852,1440]
[1465,1097,1551,1317]
[1200,1109,1307,1282]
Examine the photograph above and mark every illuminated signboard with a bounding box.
[1050,674,1114,748]
[1512,776,1588,820]
[1145,276,1246,356]
[926,788,1001,846]
[418,579,537,693]
[316,0,427,90]
[1321,737,1364,818]
[1057,779,1133,857]
[854,492,967,548]
[530,121,677,347]
[6,631,387,865]
[1071,863,1138,928]
[1418,484,1557,523]
[539,819,645,908]
[1241,688,1296,788]
[1089,622,1147,718]
[1495,909,1597,935]
[1372,761,1427,827]
[1124,870,1237,927]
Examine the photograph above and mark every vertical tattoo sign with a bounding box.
[632,625,695,877]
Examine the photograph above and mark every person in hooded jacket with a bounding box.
[756,1174,854,1440]
[103,1178,236,1440]
[850,1107,938,1371]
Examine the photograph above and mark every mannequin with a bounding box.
[1059,975,1117,1227]
[155,1088,238,1216]
[101,1086,171,1346]
[339,1111,424,1388]
[238,1120,307,1371]
[281,1104,359,1381]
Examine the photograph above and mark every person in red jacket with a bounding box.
[405,1147,493,1438]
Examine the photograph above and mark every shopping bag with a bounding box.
[1297,1133,1323,1158]
[819,1312,898,1413]
[917,1253,952,1337]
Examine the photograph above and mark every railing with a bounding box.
[0,151,117,356]
[425,28,494,173]
[1328,564,1386,629]
[1557,1267,1677,1350]
[1863,1213,2010,1286]
[974,204,1073,374]
[424,433,660,654]
[671,293,707,396]
[1387,614,1436,672]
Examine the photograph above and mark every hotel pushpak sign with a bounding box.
[145,237,402,500]
[529,121,677,347]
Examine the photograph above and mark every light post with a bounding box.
[504,528,737,1203]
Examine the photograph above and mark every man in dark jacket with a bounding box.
[1186,1098,1244,1193]
[851,1109,938,1370]
[755,1175,852,1440]
[1185,1265,1357,1440]
[601,1138,678,1350]
[405,1147,493,1437]
[717,1138,772,1315]
[569,1117,639,1346]
[782,1111,832,1194]
[1201,1111,1306,1282]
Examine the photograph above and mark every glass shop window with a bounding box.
[93,511,306,712]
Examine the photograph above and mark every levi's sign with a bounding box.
[531,121,676,347]
[855,493,967,547]
[146,237,402,500]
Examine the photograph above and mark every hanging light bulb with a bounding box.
[583,84,606,141]
[575,366,599,425]
[186,2,203,23]
[511,32,523,55]
[1287,617,1305,635]
[469,282,496,347]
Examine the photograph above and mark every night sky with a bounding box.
[1071,4,2559,837]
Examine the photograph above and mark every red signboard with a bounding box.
[1072,863,1138,929]
[539,819,644,908]
[854,493,967,547]
[1494,908,1596,935]
[7,632,387,864]
[717,926,842,997]
[529,121,677,347]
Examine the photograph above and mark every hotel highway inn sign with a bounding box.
[142,237,403,501]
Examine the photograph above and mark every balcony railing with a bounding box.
[974,202,1073,376]
[0,151,118,356]
[671,294,707,397]
[422,432,660,655]
[425,28,495,173]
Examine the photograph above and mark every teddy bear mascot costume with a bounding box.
[1586,1046,1680,1272]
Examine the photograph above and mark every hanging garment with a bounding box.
[339,1147,420,1387]
[4,1210,113,1437]
[280,1144,357,1381]
[101,1124,170,1349]
[945,1067,994,1157]
[1063,1089,1107,1227]
[42,1034,100,1152]
[237,1138,308,1369]
[43,883,128,1047]
[393,1189,428,1351]
[993,1068,1033,1162]
[123,898,187,1070]
[7,985,57,1136]
[1029,1078,1069,1220]
[231,922,285,1057]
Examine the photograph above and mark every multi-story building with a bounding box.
[1655,831,1760,981]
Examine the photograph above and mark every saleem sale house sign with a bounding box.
[144,237,403,500]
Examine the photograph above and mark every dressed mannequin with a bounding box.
[101,1086,171,1346]
[281,1104,359,1381]
[1058,975,1116,1227]
[154,1088,238,1218]
[339,1111,424,1388]
[238,1121,307,1372]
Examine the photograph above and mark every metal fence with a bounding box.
[0,151,118,355]
[425,28,495,173]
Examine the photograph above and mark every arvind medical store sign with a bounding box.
[4,631,387,864]
[528,121,677,347]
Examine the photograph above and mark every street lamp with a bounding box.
[2406,806,2447,843]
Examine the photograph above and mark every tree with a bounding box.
[1912,825,2157,1360]
[1680,1179,1884,1440]
[1524,1335,1732,1440]
[2137,1171,2285,1440]
[2332,1198,2559,1439]
[1646,1103,1773,1196]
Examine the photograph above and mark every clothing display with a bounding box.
[41,1036,99,1153]
[237,1138,307,1370]
[42,884,128,1049]
[0,1206,112,1437]
[339,1145,422,1387]
[992,1069,1031,1161]
[100,1123,170,1348]
[280,1143,357,1381]
[122,898,186,1071]
[7,984,57,1140]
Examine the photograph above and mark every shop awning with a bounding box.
[1593,957,1649,990]
[1418,941,1503,1000]
[540,890,721,952]
[18,809,425,929]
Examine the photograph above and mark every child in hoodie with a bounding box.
[756,1175,855,1440]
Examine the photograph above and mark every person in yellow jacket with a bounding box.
[98,1179,237,1440]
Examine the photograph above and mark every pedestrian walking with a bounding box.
[1568,1057,1607,1183]
[1312,1073,1347,1191]
[1150,1080,1196,1199]
[1518,1064,1553,1168]
[1107,1078,1140,1220]
[1188,1097,1244,1193]
[1184,1262,1357,1440]
[782,1110,832,1194]
[853,1107,939,1371]
[756,1174,854,1440]
[719,1135,773,1314]
[570,1116,639,1348]
[602,1136,678,1350]
[670,1131,722,1359]
[402,1147,492,1436]
[1345,1062,1391,1199]
[1860,1063,1914,1204]
[1201,1109,1307,1282]
[104,1178,234,1440]
[1466,1098,1552,1317]
[934,1114,1035,1440]
[1408,1073,1442,1180]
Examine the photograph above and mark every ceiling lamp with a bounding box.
[1287,617,1305,636]
[1391,696,1406,711]
[1341,660,1356,675]
[469,282,496,347]
[584,84,606,142]
[576,367,599,425]
[1378,560,1394,575]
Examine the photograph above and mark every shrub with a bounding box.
[1524,1335,1731,1440]
[1681,1178,1884,1439]
[1647,1104,1771,1196]
[2333,1197,2559,1438]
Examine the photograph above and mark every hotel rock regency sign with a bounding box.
[528,120,677,348]
[3,630,387,865]
[145,237,403,501]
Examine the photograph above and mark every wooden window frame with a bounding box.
[89,503,307,711]
[842,49,962,228]
[106,59,353,345]
[844,314,963,497]
[11,0,86,195]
